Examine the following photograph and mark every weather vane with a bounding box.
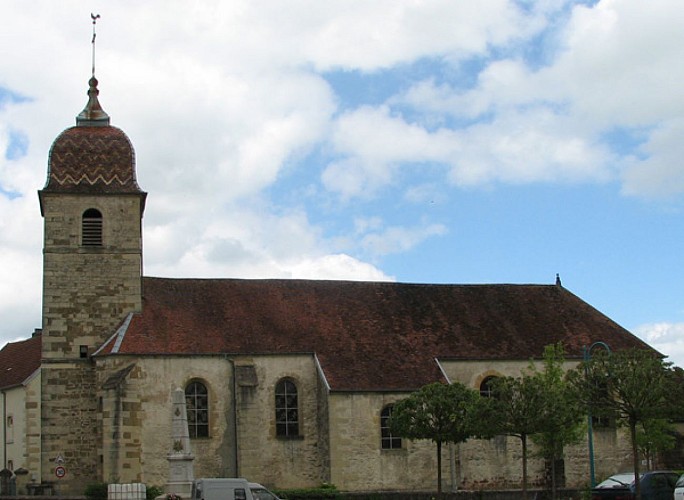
[91,13,101,77]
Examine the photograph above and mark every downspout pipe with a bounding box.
[229,358,239,476]
[2,390,6,470]
[218,355,239,477]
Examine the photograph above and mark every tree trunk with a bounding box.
[551,441,561,500]
[630,419,641,500]
[436,440,443,493]
[449,443,457,492]
[522,435,528,500]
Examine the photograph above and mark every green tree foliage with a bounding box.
[569,348,684,500]
[488,372,546,500]
[486,344,583,500]
[389,382,481,492]
[84,483,108,500]
[635,418,676,470]
[529,344,585,499]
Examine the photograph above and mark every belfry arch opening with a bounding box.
[82,208,103,247]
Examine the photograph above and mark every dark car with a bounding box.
[590,471,679,500]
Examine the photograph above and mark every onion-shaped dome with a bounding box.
[42,77,144,196]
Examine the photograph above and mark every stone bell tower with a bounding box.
[38,74,146,493]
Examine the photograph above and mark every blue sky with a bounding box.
[1,0,683,366]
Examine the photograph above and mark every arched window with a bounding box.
[479,376,498,398]
[275,378,299,437]
[82,208,103,247]
[185,381,209,438]
[380,405,402,449]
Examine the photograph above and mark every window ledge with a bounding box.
[276,434,304,441]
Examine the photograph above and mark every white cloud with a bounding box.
[633,322,684,369]
[357,218,448,257]
[2,0,684,349]
[323,103,613,194]
[250,0,537,71]
[621,118,684,199]
[558,0,684,125]
[287,254,393,281]
[388,0,684,198]
[452,108,615,186]
[323,106,462,198]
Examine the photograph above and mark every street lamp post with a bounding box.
[583,341,611,488]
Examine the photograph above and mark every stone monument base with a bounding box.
[165,453,195,499]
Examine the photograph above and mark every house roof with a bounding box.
[97,277,652,392]
[0,332,41,390]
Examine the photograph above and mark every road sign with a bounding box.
[55,466,67,479]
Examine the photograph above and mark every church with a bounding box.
[0,70,662,496]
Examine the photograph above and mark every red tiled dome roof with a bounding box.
[42,76,144,195]
[44,125,143,194]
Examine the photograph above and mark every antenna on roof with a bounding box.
[91,13,101,77]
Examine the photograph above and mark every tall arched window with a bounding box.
[275,378,299,437]
[185,381,209,438]
[82,208,103,247]
[380,405,402,449]
[479,376,498,398]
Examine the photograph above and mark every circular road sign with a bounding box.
[55,466,67,479]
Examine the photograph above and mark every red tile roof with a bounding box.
[98,278,651,392]
[43,125,144,195]
[0,332,41,390]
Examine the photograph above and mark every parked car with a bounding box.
[674,473,684,500]
[590,471,679,499]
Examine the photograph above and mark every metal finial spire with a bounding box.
[91,13,100,77]
[77,13,109,126]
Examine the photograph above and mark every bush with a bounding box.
[272,484,338,500]
[147,485,165,500]
[84,482,109,500]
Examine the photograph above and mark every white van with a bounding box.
[191,478,280,500]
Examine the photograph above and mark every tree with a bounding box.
[635,418,676,470]
[488,372,546,500]
[485,344,584,500]
[529,344,585,499]
[389,382,481,492]
[569,348,684,500]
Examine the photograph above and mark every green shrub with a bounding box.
[84,482,109,500]
[147,485,165,500]
[272,484,338,500]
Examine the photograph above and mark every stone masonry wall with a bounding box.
[328,392,440,492]
[235,354,326,490]
[99,364,144,485]
[97,356,236,488]
[41,194,143,359]
[40,193,143,495]
[25,372,42,484]
[96,354,327,491]
[41,362,98,495]
[92,353,634,493]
